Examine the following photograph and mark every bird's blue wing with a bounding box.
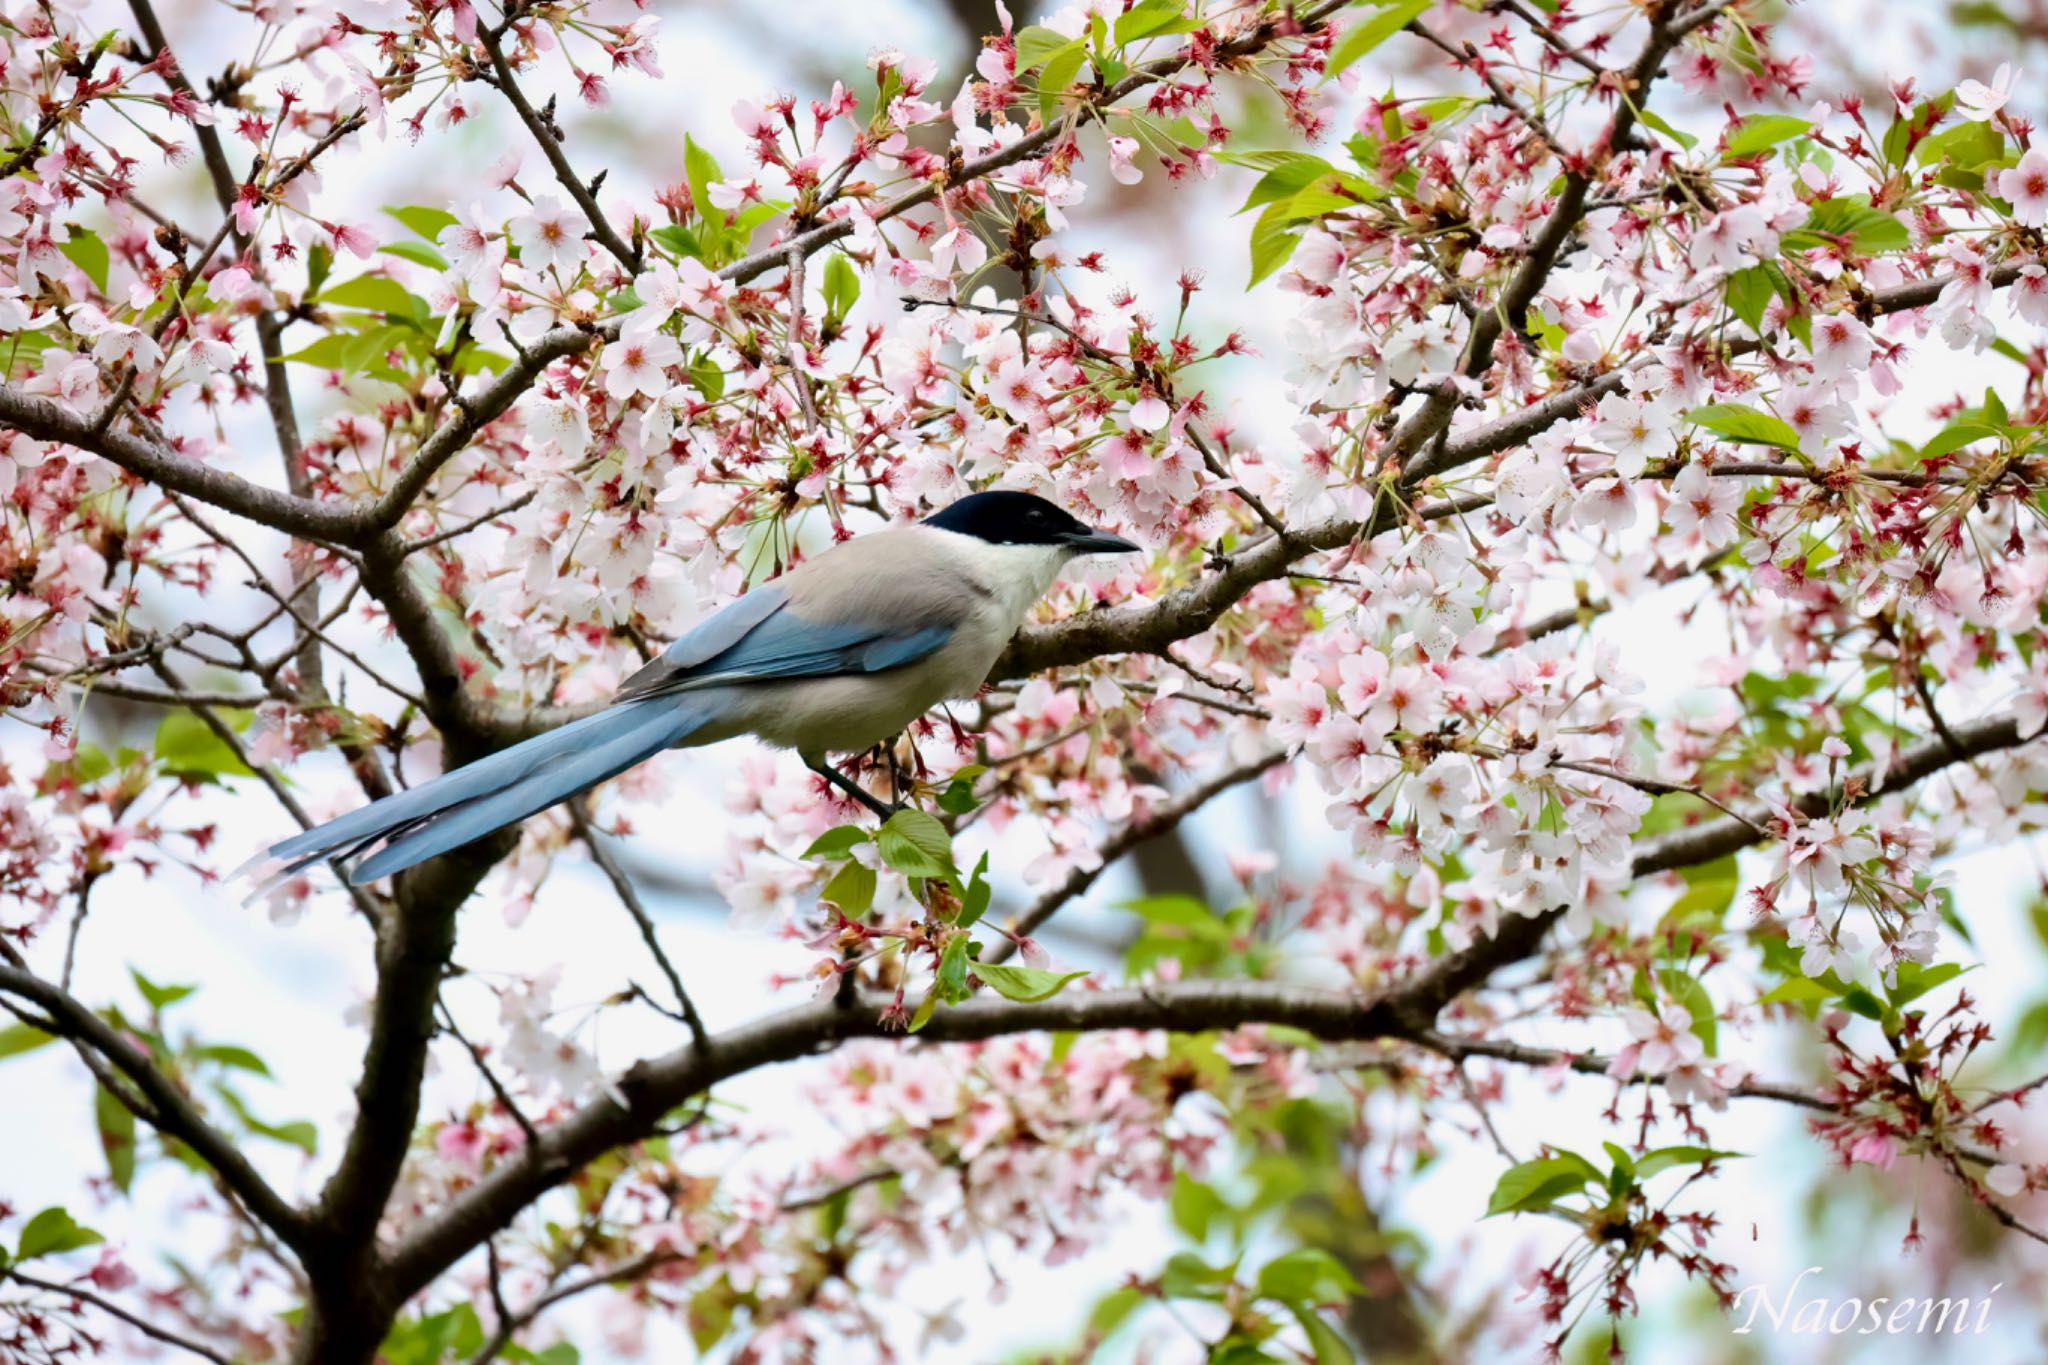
[615,586,953,700]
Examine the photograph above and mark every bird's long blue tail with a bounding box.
[261,694,725,886]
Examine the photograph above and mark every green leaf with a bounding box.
[131,967,196,1011]
[1247,201,1303,287]
[877,808,953,878]
[1089,1285,1147,1339]
[1886,960,1970,1009]
[96,1085,136,1194]
[1983,384,2009,427]
[1662,877,1737,933]
[957,851,992,929]
[1255,1248,1362,1303]
[379,240,449,271]
[688,1279,735,1353]
[1289,1304,1357,1365]
[733,200,789,238]
[0,1023,54,1060]
[60,228,110,293]
[684,135,725,225]
[1656,966,1718,1055]
[1114,0,1202,43]
[453,345,509,376]
[820,859,877,917]
[1919,117,2004,170]
[1327,0,1431,79]
[1689,402,1802,452]
[16,1207,103,1262]
[1014,25,1073,71]
[687,352,724,401]
[283,333,356,369]
[259,1119,319,1155]
[1038,41,1088,120]
[384,204,459,243]
[193,1044,272,1076]
[154,710,254,781]
[820,252,860,320]
[1486,1154,1596,1216]
[305,240,333,298]
[1218,151,1382,219]
[936,769,982,816]
[1722,115,1811,160]
[1783,198,1909,256]
[802,825,870,860]
[1169,1173,1226,1242]
[1159,1251,1236,1300]
[340,324,409,374]
[1633,1145,1742,1180]
[322,275,421,316]
[1759,975,1837,1014]
[218,1084,319,1154]
[1637,108,1699,150]
[1725,265,1775,332]
[1920,421,2001,462]
[650,223,700,259]
[968,960,1088,1002]
[934,935,972,1005]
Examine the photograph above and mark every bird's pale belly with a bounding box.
[687,627,1006,759]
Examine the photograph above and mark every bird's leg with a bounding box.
[880,736,910,811]
[805,755,894,821]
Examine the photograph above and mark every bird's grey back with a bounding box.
[775,526,987,631]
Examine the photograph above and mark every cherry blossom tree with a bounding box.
[2,0,2047,1360]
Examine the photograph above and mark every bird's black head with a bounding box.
[923,491,1141,555]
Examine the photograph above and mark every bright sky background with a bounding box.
[5,1,2047,1361]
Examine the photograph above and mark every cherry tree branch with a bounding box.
[0,962,311,1251]
[381,702,2041,1301]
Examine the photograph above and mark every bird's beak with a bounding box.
[1060,526,1143,555]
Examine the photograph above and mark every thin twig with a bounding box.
[475,23,640,270]
[439,1001,540,1146]
[2,1269,234,1365]
[567,799,710,1051]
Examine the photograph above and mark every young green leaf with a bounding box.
[96,1085,136,1194]
[59,229,110,293]
[0,1023,54,1060]
[935,935,972,1004]
[1247,201,1303,287]
[383,205,460,242]
[877,808,953,878]
[1037,41,1089,121]
[1485,1154,1596,1216]
[1254,1248,1362,1303]
[1327,0,1431,79]
[1688,402,1803,452]
[820,859,877,917]
[1721,115,1811,160]
[820,252,860,320]
[967,960,1088,1002]
[322,275,424,317]
[1633,1146,1743,1181]
[803,825,870,860]
[1013,25,1074,71]
[16,1207,104,1262]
